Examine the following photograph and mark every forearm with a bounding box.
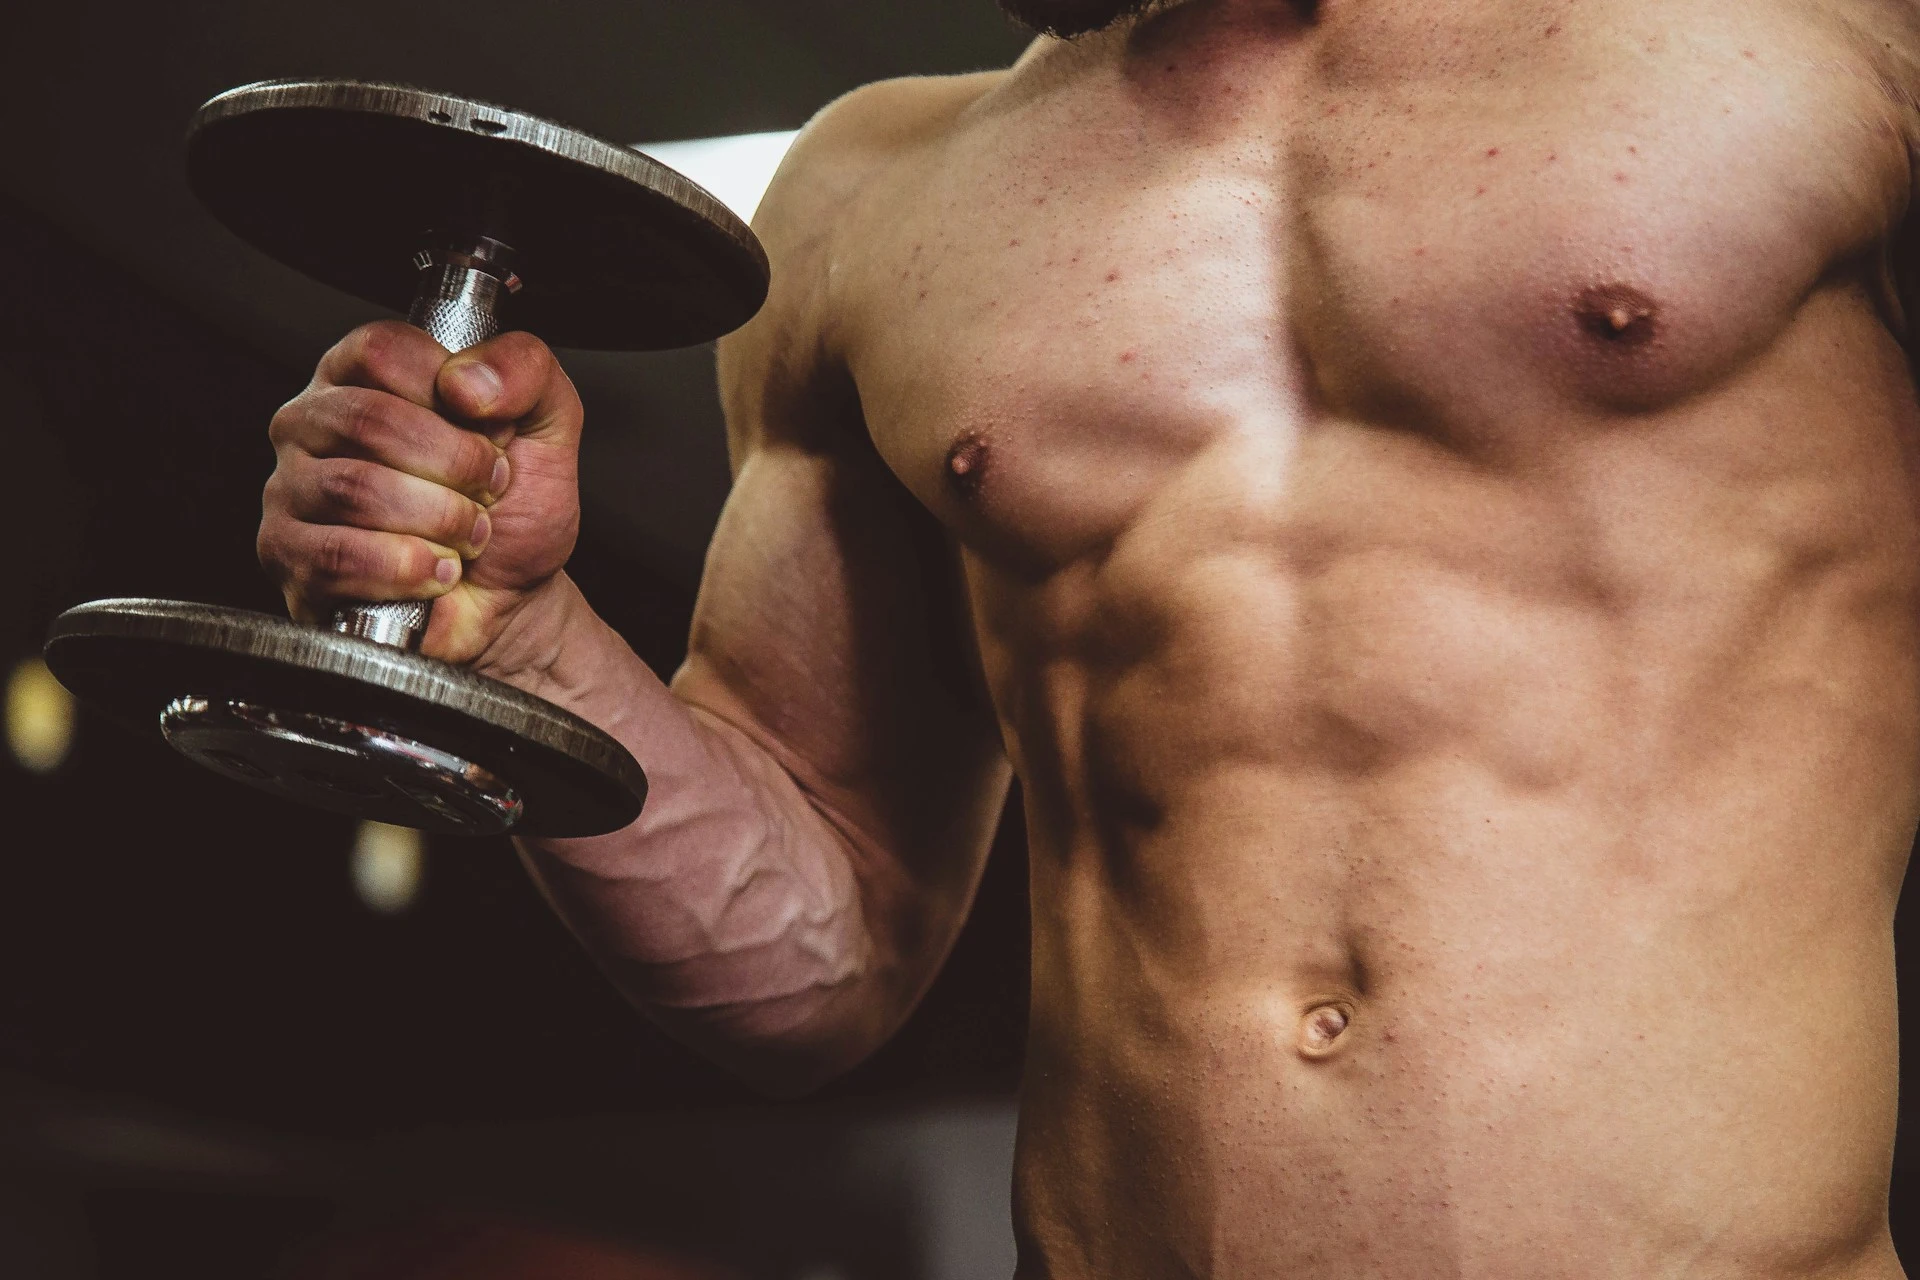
[483,575,899,1092]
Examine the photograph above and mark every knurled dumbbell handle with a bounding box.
[329,253,513,651]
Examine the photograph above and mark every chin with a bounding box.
[999,0,1155,37]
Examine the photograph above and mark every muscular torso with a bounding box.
[822,2,1920,1273]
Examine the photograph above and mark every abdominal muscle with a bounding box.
[992,402,1917,1279]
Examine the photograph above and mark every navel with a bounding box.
[1573,283,1661,348]
[945,432,991,500]
[1298,1002,1353,1060]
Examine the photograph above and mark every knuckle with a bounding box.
[443,492,479,543]
[334,388,396,453]
[267,394,307,447]
[341,320,435,392]
[386,538,432,589]
[334,325,381,376]
[458,434,498,494]
[317,459,378,515]
[494,333,566,408]
[264,470,307,527]
[491,329,550,374]
[312,525,361,582]
[349,322,405,377]
[255,521,289,579]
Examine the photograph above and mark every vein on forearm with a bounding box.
[523,697,893,1034]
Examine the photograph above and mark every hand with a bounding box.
[258,320,584,668]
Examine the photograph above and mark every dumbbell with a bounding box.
[43,80,770,838]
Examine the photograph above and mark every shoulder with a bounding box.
[750,72,1007,261]
[803,72,1008,152]
[717,73,1005,452]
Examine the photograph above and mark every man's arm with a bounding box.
[505,84,1013,1094]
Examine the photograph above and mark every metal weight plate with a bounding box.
[186,79,771,350]
[45,600,648,839]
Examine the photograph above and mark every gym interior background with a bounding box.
[0,2,1912,1276]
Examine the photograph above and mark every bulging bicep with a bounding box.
[684,87,1012,980]
[671,430,1011,936]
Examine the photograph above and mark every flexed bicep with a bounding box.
[674,367,1010,1022]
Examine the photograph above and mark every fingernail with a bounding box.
[435,558,460,587]
[490,455,511,499]
[471,510,491,550]
[449,361,503,410]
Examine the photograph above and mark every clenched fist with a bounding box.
[259,320,584,668]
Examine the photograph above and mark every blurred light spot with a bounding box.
[7,656,75,774]
[636,130,800,224]
[352,821,425,914]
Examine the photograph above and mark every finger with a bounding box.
[258,518,463,613]
[273,458,492,559]
[437,330,584,446]
[271,385,509,505]
[315,320,450,409]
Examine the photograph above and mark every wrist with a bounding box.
[471,574,616,707]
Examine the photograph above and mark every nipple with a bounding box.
[1298,1003,1353,1060]
[1574,284,1660,348]
[945,433,991,500]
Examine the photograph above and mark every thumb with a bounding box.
[436,331,584,448]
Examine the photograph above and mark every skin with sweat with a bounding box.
[256,1,1920,1275]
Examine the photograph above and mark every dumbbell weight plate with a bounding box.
[187,79,769,350]
[45,600,648,838]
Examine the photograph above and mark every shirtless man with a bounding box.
[255,0,1920,1274]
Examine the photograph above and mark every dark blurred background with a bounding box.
[1,3,1030,1276]
[0,2,1913,1277]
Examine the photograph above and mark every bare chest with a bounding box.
[839,0,1910,577]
